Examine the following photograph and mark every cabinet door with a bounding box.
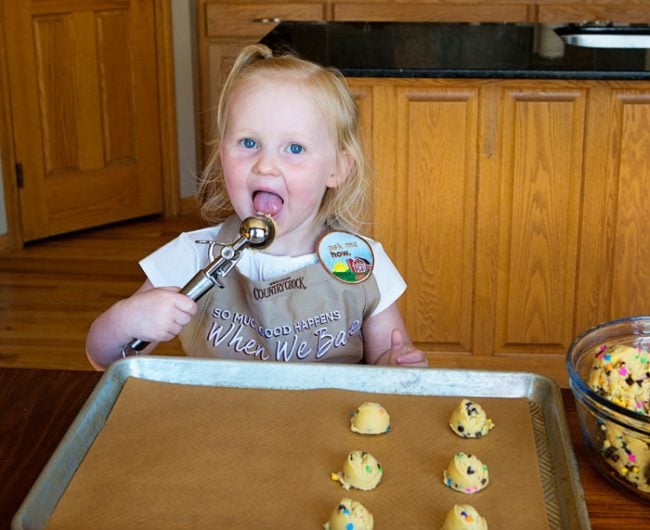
[5,0,163,240]
[356,80,481,354]
[578,86,650,329]
[480,83,587,358]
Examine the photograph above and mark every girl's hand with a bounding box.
[377,329,428,367]
[117,287,198,343]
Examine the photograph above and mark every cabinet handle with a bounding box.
[252,17,282,24]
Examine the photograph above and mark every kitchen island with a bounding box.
[259,22,650,386]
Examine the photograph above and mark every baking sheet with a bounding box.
[12,357,590,529]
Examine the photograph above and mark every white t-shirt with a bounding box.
[140,224,406,317]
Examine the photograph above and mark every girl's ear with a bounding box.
[326,150,353,189]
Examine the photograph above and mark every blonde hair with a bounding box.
[197,44,370,232]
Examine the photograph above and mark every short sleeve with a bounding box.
[139,225,222,288]
[369,241,407,316]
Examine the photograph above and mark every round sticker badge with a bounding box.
[317,231,374,284]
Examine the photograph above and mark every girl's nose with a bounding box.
[252,150,281,177]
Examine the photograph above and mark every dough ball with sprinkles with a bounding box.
[441,504,488,529]
[332,450,383,491]
[350,402,391,435]
[449,399,494,438]
[443,452,489,494]
[323,498,374,530]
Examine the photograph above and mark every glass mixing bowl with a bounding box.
[567,316,650,502]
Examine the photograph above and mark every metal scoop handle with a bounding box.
[120,215,276,357]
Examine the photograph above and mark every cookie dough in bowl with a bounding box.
[600,422,650,493]
[443,452,489,494]
[567,316,650,501]
[350,402,390,435]
[332,450,383,491]
[441,504,488,530]
[323,498,374,530]
[449,399,494,438]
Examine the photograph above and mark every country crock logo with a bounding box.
[252,276,307,300]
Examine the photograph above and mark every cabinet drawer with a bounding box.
[333,3,530,23]
[206,3,325,38]
[537,4,650,23]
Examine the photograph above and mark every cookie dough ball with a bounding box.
[323,498,374,530]
[449,399,494,438]
[350,402,390,435]
[443,452,489,494]
[332,451,383,491]
[441,504,488,530]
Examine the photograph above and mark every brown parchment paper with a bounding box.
[47,378,550,529]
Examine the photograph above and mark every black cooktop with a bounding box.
[261,22,650,80]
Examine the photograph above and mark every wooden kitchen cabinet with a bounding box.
[347,78,650,368]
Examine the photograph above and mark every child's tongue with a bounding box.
[253,191,283,216]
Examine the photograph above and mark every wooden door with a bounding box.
[5,0,163,241]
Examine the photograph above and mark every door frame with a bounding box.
[0,0,180,251]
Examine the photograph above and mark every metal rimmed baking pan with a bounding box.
[12,357,590,529]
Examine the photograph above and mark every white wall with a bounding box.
[172,0,200,198]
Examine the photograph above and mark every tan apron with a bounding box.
[179,216,380,363]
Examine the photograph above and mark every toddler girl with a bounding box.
[86,44,427,370]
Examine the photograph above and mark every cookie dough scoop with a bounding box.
[350,402,391,435]
[443,452,489,494]
[441,504,488,530]
[323,498,374,530]
[332,450,383,491]
[449,399,494,438]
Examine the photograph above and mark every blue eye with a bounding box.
[287,143,304,155]
[241,138,257,149]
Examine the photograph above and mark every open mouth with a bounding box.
[252,190,284,216]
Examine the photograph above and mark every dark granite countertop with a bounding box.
[261,22,650,80]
